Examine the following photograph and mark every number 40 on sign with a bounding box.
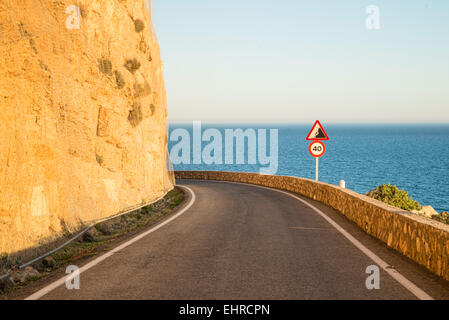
[309,141,326,158]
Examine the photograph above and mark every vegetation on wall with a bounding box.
[114,70,126,89]
[134,19,145,33]
[124,58,141,74]
[98,58,113,75]
[128,102,143,127]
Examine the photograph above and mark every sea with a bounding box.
[168,124,449,213]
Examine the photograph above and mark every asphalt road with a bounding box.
[21,180,449,300]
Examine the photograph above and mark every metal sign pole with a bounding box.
[316,157,319,181]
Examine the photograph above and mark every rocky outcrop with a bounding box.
[413,206,439,218]
[0,1,174,254]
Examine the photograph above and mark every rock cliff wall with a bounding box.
[0,0,174,254]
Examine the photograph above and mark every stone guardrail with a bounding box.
[175,171,449,281]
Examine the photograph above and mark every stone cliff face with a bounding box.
[0,0,174,254]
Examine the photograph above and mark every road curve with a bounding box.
[23,180,449,300]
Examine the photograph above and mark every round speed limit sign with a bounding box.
[309,141,326,158]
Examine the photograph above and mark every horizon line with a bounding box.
[168,121,449,126]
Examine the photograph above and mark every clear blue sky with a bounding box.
[152,0,449,124]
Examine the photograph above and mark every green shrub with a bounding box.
[114,70,125,89]
[124,58,141,74]
[134,19,145,33]
[98,58,112,75]
[366,184,422,211]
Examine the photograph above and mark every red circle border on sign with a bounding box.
[309,141,326,158]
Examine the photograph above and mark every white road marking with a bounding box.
[25,186,196,300]
[216,180,434,300]
[289,226,333,231]
[27,180,434,300]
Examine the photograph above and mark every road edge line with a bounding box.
[24,186,196,300]
[212,180,434,300]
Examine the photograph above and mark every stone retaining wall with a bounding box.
[175,171,449,281]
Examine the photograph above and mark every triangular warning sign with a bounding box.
[306,120,329,141]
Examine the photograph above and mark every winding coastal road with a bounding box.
[19,180,449,300]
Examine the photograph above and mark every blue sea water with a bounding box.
[168,124,449,212]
